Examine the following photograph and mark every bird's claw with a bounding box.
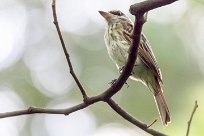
[108,79,129,88]
[108,79,117,85]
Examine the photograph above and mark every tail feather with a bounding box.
[154,90,171,126]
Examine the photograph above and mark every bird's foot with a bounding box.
[108,79,129,88]
[108,79,117,86]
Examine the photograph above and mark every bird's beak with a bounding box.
[98,11,114,21]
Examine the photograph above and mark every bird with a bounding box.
[99,10,170,126]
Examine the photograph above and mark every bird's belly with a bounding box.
[131,60,155,86]
[130,64,147,81]
[107,43,128,67]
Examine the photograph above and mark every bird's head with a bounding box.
[99,10,129,24]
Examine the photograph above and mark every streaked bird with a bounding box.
[99,10,170,125]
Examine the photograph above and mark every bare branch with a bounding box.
[52,0,88,101]
[0,95,103,119]
[186,101,198,136]
[130,0,178,15]
[0,96,167,136]
[107,99,167,136]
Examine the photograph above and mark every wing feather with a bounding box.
[122,21,163,83]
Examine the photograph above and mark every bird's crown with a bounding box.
[109,10,125,16]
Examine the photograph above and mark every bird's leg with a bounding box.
[108,78,129,88]
[118,66,130,88]
[108,66,126,86]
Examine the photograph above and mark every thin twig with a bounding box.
[186,101,198,136]
[51,0,88,101]
[147,119,158,128]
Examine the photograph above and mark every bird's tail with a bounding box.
[154,88,171,126]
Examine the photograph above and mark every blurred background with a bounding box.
[0,0,203,135]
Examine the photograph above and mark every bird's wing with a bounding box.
[139,34,163,82]
[122,22,163,83]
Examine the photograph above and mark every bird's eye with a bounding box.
[117,12,122,16]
